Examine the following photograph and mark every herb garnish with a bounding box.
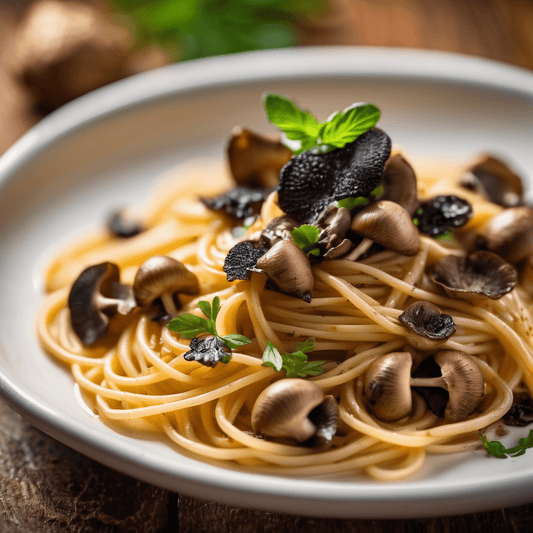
[167,296,251,350]
[478,430,533,458]
[264,94,381,155]
[291,225,321,257]
[261,338,325,378]
[337,185,384,210]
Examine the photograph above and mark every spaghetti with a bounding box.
[37,148,533,481]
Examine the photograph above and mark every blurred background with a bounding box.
[1,0,533,156]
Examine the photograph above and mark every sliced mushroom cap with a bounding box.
[259,214,299,249]
[412,350,484,422]
[429,251,517,299]
[133,256,199,318]
[363,352,414,421]
[316,205,352,247]
[351,200,419,256]
[255,240,314,302]
[398,301,456,351]
[68,262,136,345]
[459,154,524,207]
[278,128,391,224]
[478,206,533,264]
[380,154,418,215]
[251,379,325,442]
[228,128,293,188]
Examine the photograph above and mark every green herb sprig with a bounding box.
[167,296,251,350]
[478,430,533,458]
[291,225,321,257]
[264,94,381,155]
[337,185,384,211]
[261,338,325,378]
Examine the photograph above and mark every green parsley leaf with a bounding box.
[261,341,283,371]
[222,334,253,349]
[318,103,381,151]
[291,225,320,256]
[337,197,369,210]
[433,230,455,242]
[261,338,325,378]
[167,314,209,338]
[264,94,381,155]
[478,430,533,458]
[167,296,251,356]
[293,337,316,354]
[371,185,384,199]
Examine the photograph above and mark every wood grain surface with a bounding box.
[1,1,533,531]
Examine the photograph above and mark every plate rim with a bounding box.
[1,46,533,519]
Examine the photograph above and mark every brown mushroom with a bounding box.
[458,154,524,208]
[398,301,456,351]
[478,206,533,264]
[412,350,485,422]
[133,256,199,319]
[429,251,517,299]
[251,379,338,447]
[364,350,485,422]
[351,200,419,256]
[68,262,136,345]
[227,128,293,189]
[107,208,144,238]
[380,154,418,215]
[316,205,352,259]
[259,215,299,249]
[255,240,313,302]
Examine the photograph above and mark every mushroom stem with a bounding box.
[160,292,180,318]
[410,377,447,389]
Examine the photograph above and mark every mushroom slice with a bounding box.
[363,352,414,421]
[133,256,199,320]
[459,154,524,207]
[201,186,272,220]
[412,350,484,422]
[429,251,517,299]
[398,301,456,351]
[316,205,352,249]
[68,262,136,345]
[251,379,326,443]
[223,241,268,282]
[183,335,232,368]
[259,215,299,249]
[107,208,144,238]
[351,200,419,256]
[380,154,418,215]
[278,128,391,224]
[478,206,533,264]
[416,195,473,237]
[255,240,314,302]
[227,128,293,189]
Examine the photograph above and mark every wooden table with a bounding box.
[1,1,533,531]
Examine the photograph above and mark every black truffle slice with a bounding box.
[107,209,144,238]
[503,395,533,427]
[416,195,473,236]
[183,336,232,367]
[278,128,391,224]
[223,241,268,281]
[201,187,272,220]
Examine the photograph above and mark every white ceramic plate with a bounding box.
[1,48,533,519]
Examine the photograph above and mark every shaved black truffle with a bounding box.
[107,209,144,238]
[278,128,391,224]
[223,241,268,281]
[201,187,272,220]
[417,195,473,236]
[183,336,231,367]
[504,395,533,427]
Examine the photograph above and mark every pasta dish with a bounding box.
[37,95,533,480]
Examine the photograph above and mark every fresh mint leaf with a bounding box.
[222,334,252,349]
[479,430,533,458]
[167,314,209,338]
[291,225,320,256]
[261,341,283,371]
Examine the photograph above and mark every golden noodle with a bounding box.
[38,158,531,481]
